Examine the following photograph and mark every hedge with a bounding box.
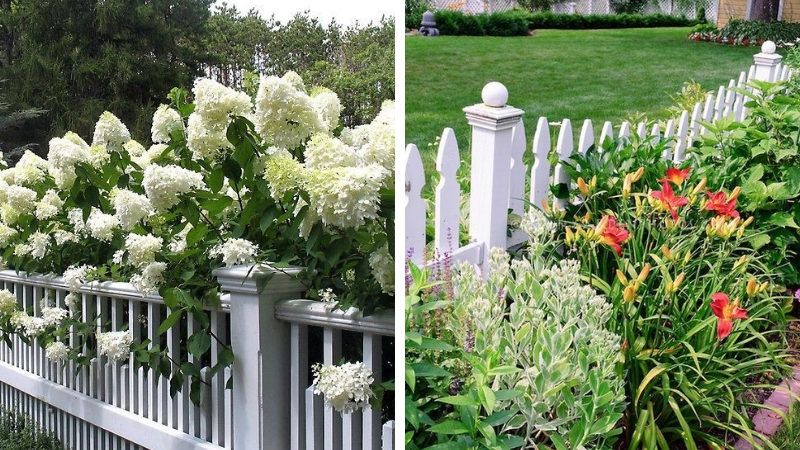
[719,19,800,43]
[407,10,701,35]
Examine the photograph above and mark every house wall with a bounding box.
[717,0,800,27]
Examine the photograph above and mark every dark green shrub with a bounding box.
[720,19,800,43]
[433,10,462,35]
[610,0,648,14]
[526,12,697,30]
[696,6,707,21]
[484,10,530,36]
[518,0,554,11]
[0,408,63,450]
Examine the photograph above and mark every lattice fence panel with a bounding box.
[434,0,717,19]
[434,0,519,13]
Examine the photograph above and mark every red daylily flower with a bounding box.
[595,215,630,256]
[660,167,691,186]
[710,292,747,341]
[650,181,688,221]
[704,190,739,218]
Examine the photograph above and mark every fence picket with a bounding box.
[636,121,646,141]
[713,86,726,120]
[689,101,702,143]
[530,117,551,211]
[306,386,324,450]
[509,119,527,218]
[673,110,689,162]
[435,129,461,255]
[381,421,395,450]
[619,121,631,141]
[578,119,594,156]
[342,412,363,450]
[662,119,675,160]
[323,328,342,450]
[291,323,308,450]
[404,144,426,264]
[362,333,382,450]
[599,121,613,148]
[553,119,573,210]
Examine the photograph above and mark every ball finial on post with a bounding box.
[481,82,508,107]
[761,40,776,54]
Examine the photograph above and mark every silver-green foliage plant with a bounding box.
[406,212,626,449]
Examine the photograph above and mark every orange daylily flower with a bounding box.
[595,215,630,256]
[710,292,747,341]
[660,167,691,186]
[704,190,739,218]
[650,181,688,221]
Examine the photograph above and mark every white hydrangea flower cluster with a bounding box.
[92,111,131,152]
[63,265,95,291]
[186,78,251,160]
[151,104,185,144]
[312,361,374,414]
[41,306,69,327]
[54,229,77,246]
[253,72,326,149]
[45,341,70,363]
[142,164,205,210]
[5,185,37,215]
[130,262,166,296]
[96,331,133,361]
[112,188,154,230]
[368,244,394,295]
[0,224,16,247]
[10,311,45,338]
[67,208,87,235]
[310,88,342,132]
[86,208,119,241]
[122,233,162,268]
[168,223,192,253]
[304,166,387,229]
[209,239,259,267]
[12,151,48,186]
[0,289,16,314]
[47,133,90,189]
[35,190,64,220]
[27,232,50,259]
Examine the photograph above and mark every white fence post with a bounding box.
[462,82,524,270]
[752,41,782,82]
[214,265,306,450]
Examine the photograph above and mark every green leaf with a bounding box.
[427,420,470,435]
[222,158,241,182]
[768,212,799,229]
[157,308,183,336]
[187,333,211,359]
[207,168,224,193]
[437,395,475,406]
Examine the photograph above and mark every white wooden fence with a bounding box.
[0,265,394,449]
[405,42,790,271]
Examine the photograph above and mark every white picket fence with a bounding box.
[0,265,394,449]
[405,42,790,271]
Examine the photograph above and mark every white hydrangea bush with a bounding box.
[0,71,393,395]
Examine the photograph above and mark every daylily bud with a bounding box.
[623,285,636,303]
[591,175,597,188]
[577,177,590,196]
[565,226,575,245]
[759,282,769,293]
[541,199,551,214]
[580,211,592,224]
[728,186,741,202]
[666,280,674,294]
[637,263,651,283]
[691,178,708,196]
[616,269,628,285]
[634,195,645,217]
[734,255,748,271]
[595,215,610,236]
[632,167,645,182]
[746,278,758,298]
[661,244,673,260]
[683,250,691,265]
[673,272,685,290]
[622,174,632,198]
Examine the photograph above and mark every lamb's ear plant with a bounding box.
[406,216,627,449]
[549,136,791,449]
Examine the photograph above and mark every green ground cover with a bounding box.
[406,27,760,169]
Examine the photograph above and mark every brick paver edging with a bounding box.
[734,365,800,449]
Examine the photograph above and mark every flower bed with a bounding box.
[406,78,800,448]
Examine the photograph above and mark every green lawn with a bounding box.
[772,401,800,449]
[406,28,760,167]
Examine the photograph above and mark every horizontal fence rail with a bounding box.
[405,43,792,272]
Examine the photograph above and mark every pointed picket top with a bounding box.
[689,101,702,142]
[599,121,614,150]
[405,144,426,265]
[781,65,791,81]
[508,119,527,217]
[650,123,660,139]
[724,79,736,109]
[554,119,573,210]
[713,86,726,121]
[578,119,594,155]
[662,119,675,160]
[673,110,689,163]
[619,121,631,140]
[434,129,461,254]
[636,122,647,140]
[530,117,552,211]
[747,64,756,82]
